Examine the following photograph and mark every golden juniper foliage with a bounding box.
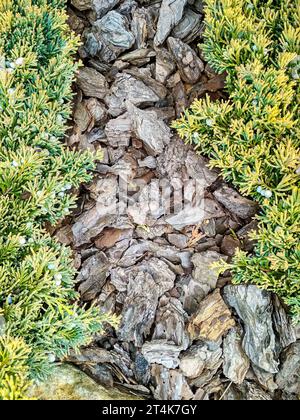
[174,0,300,321]
[0,0,118,400]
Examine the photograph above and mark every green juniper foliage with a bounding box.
[174,0,300,321]
[0,0,118,400]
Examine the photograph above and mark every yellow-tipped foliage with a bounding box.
[173,0,300,321]
[0,0,117,399]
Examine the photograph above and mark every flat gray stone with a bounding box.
[223,327,250,384]
[28,364,143,400]
[154,0,188,46]
[224,285,279,373]
[105,73,160,116]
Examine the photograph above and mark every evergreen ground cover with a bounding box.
[174,0,300,321]
[0,0,117,400]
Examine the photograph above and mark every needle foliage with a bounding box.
[173,0,300,321]
[0,0,118,400]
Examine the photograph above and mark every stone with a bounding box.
[151,364,194,400]
[77,252,110,301]
[167,37,204,84]
[272,295,296,350]
[172,8,203,43]
[92,0,120,19]
[76,67,108,99]
[213,184,258,219]
[93,11,135,62]
[188,289,235,342]
[224,285,279,373]
[223,328,250,384]
[142,340,183,369]
[105,73,160,116]
[27,364,143,400]
[131,8,148,49]
[276,342,300,395]
[127,102,171,156]
[154,0,188,46]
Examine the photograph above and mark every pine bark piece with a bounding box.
[223,327,250,384]
[118,271,160,346]
[151,364,194,400]
[131,8,149,49]
[272,295,296,350]
[213,184,259,219]
[105,113,132,147]
[118,259,176,346]
[127,102,171,156]
[72,177,118,247]
[93,11,135,62]
[152,296,189,350]
[191,251,228,301]
[180,342,222,380]
[167,37,204,84]
[105,73,160,116]
[71,0,92,11]
[172,8,203,44]
[92,0,120,19]
[155,48,176,84]
[188,289,235,342]
[124,68,168,99]
[76,67,108,99]
[224,285,279,374]
[154,0,188,46]
[141,340,182,369]
[276,342,300,395]
[77,252,110,301]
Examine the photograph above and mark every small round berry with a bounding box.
[264,190,273,199]
[48,353,56,363]
[15,57,24,66]
[19,236,27,246]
